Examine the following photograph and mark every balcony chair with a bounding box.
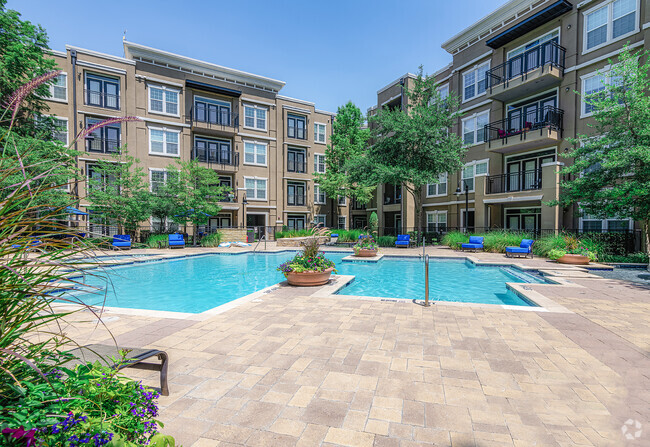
[461,236,484,252]
[111,235,131,250]
[505,239,535,258]
[395,234,410,248]
[168,233,185,249]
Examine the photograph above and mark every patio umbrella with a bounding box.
[65,206,89,216]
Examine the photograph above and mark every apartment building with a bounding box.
[43,41,341,238]
[367,0,648,236]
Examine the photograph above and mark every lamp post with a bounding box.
[455,181,469,233]
[242,193,248,228]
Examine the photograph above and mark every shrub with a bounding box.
[146,234,168,248]
[441,231,468,249]
[368,212,378,236]
[482,231,532,253]
[547,248,567,260]
[353,236,378,254]
[375,236,397,247]
[531,234,566,257]
[277,233,336,274]
[336,229,365,242]
[200,232,222,247]
[600,252,649,263]
[274,229,314,239]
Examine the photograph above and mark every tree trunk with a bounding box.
[405,185,423,246]
[644,219,650,272]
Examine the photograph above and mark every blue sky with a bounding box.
[9,0,507,113]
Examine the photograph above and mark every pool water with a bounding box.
[63,252,542,313]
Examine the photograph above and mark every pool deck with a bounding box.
[58,244,650,446]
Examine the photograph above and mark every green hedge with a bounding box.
[145,233,168,248]
[376,236,397,247]
[335,229,366,242]
[274,229,315,239]
[200,232,222,247]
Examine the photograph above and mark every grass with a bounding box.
[200,232,222,247]
[274,229,318,239]
[145,233,168,248]
[335,229,366,242]
[376,236,397,247]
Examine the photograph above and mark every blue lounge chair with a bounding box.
[461,236,484,252]
[112,235,131,250]
[506,239,534,258]
[168,233,185,249]
[395,234,410,248]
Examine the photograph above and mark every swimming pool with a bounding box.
[63,252,544,313]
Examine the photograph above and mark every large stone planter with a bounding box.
[285,268,334,286]
[557,254,590,265]
[355,249,378,257]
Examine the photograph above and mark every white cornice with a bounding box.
[277,95,315,107]
[441,0,552,55]
[48,49,67,58]
[376,73,417,95]
[66,45,135,65]
[123,41,285,93]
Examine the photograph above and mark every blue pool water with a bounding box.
[64,252,543,313]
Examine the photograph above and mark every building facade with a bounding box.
[43,41,344,238]
[367,0,648,236]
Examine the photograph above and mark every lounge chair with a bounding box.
[111,235,131,250]
[395,234,410,248]
[168,233,185,249]
[506,239,534,258]
[66,344,169,396]
[461,236,484,252]
[325,233,338,246]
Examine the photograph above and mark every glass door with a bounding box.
[507,162,520,192]
[523,159,537,190]
[507,215,520,230]
[522,215,537,231]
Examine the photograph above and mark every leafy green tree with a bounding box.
[166,160,230,244]
[369,66,465,239]
[149,181,179,233]
[555,46,650,267]
[315,102,373,204]
[85,148,151,236]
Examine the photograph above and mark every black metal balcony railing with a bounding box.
[486,41,566,92]
[85,89,120,110]
[287,195,306,206]
[484,105,564,145]
[192,146,239,168]
[85,137,120,154]
[220,191,236,203]
[287,126,306,140]
[189,107,239,129]
[486,169,542,194]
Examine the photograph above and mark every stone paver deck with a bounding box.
[59,245,650,446]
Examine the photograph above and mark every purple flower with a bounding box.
[2,426,37,447]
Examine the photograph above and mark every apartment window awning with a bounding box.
[486,0,573,49]
[185,80,242,98]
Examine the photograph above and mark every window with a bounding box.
[88,209,118,237]
[314,154,326,173]
[52,118,68,145]
[149,85,179,116]
[194,97,231,125]
[86,164,116,194]
[85,73,119,109]
[287,147,306,173]
[245,177,267,200]
[287,181,306,206]
[338,216,347,229]
[581,212,632,232]
[149,169,174,193]
[338,196,346,206]
[314,123,326,144]
[315,215,327,227]
[581,71,622,117]
[438,84,449,100]
[287,215,306,230]
[426,173,448,197]
[195,138,232,164]
[462,62,489,101]
[86,117,120,153]
[426,211,447,232]
[243,104,267,130]
[584,0,638,52]
[314,184,326,204]
[462,111,489,145]
[151,216,179,233]
[287,114,306,139]
[149,127,179,157]
[243,141,267,166]
[461,160,488,192]
[49,73,67,101]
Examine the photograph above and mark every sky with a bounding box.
[9,0,508,113]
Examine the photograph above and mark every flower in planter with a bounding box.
[277,232,336,274]
[353,236,379,254]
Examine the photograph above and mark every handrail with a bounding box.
[424,254,430,307]
[484,105,563,146]
[486,169,542,194]
[253,233,266,253]
[189,106,239,129]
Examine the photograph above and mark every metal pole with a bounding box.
[424,254,431,307]
[465,184,469,233]
[422,236,426,258]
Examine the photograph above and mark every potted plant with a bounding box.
[556,247,595,265]
[277,236,336,286]
[353,236,379,257]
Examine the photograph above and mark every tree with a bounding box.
[85,148,151,236]
[369,66,465,240]
[0,0,57,136]
[554,46,650,268]
[149,181,179,233]
[166,160,230,244]
[314,102,373,204]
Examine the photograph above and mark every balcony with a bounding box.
[485,105,563,153]
[192,146,239,170]
[486,169,542,194]
[189,107,238,135]
[85,89,120,110]
[485,41,565,102]
[85,136,120,154]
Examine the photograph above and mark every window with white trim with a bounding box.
[314,184,326,204]
[337,216,346,229]
[438,84,449,101]
[314,154,326,173]
[426,173,447,197]
[581,70,623,117]
[426,211,447,232]
[462,111,489,145]
[584,0,638,52]
[52,118,68,145]
[243,141,267,166]
[149,127,180,156]
[314,123,326,144]
[338,195,346,206]
[243,104,267,130]
[245,177,267,200]
[461,160,488,192]
[315,214,327,227]
[463,62,489,101]
[149,85,179,116]
[49,73,67,101]
[581,212,632,232]
[149,169,174,193]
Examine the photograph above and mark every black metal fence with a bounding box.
[84,89,120,110]
[192,146,239,168]
[486,169,542,194]
[485,105,564,145]
[86,136,120,154]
